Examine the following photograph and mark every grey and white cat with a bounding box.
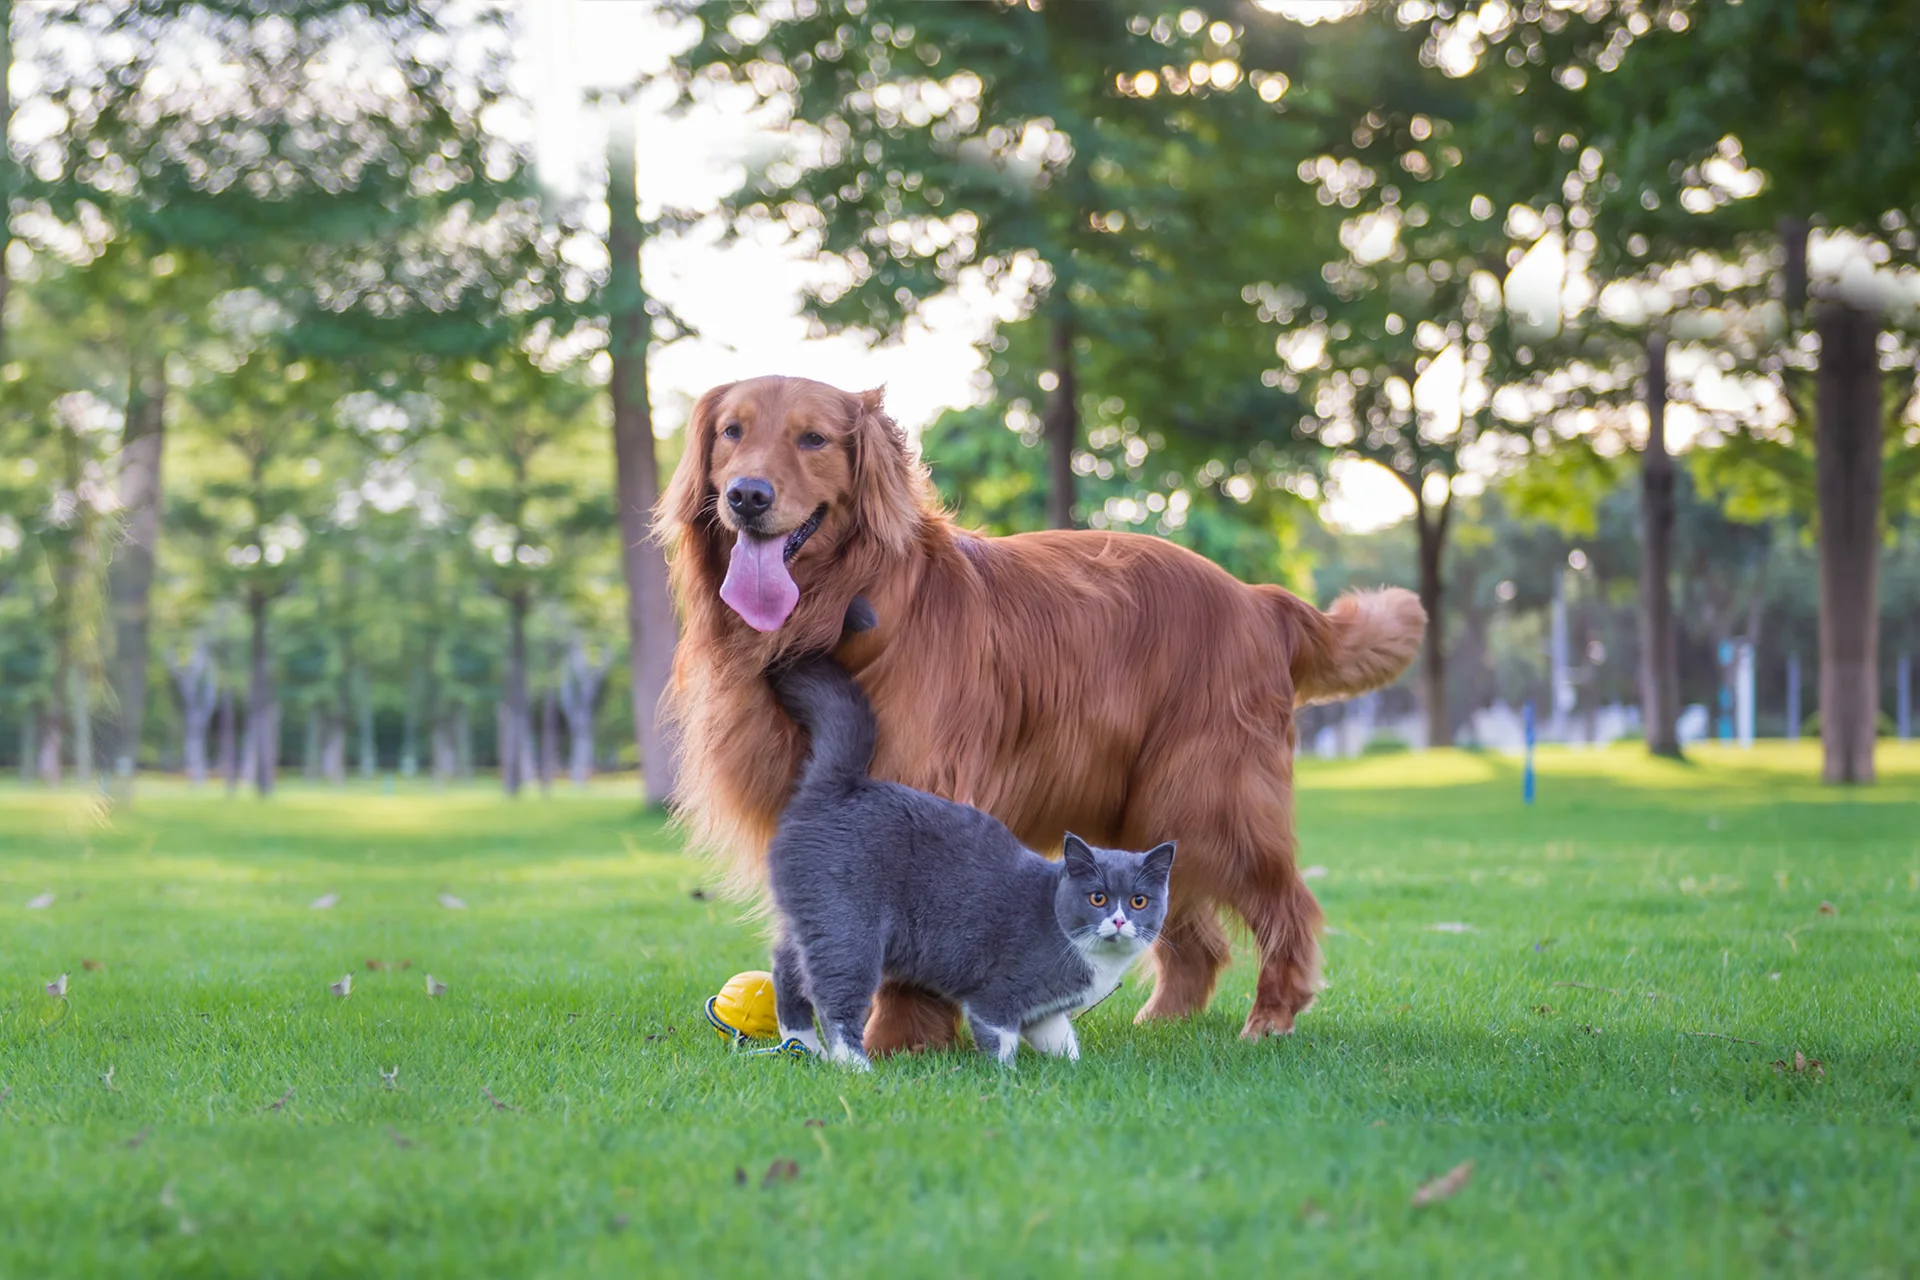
[765,654,1176,1070]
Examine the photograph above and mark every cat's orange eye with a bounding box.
[1130,895,1149,910]
[1088,893,1108,908]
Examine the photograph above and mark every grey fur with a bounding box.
[766,656,1176,1069]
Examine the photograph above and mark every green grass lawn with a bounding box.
[3,743,1917,1277]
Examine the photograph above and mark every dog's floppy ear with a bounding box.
[847,386,922,555]
[656,382,734,536]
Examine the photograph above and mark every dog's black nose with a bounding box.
[726,477,774,520]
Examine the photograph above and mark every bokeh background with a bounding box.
[1,0,1916,801]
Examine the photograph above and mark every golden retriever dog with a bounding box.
[657,375,1425,1051]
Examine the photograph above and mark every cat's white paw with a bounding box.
[1022,1013,1079,1060]
[824,1030,872,1071]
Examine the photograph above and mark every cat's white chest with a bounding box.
[1071,944,1143,1015]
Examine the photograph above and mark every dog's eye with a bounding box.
[1130,894,1148,911]
[797,430,828,450]
[721,422,742,441]
[1088,893,1107,908]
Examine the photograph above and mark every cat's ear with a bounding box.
[1142,841,1177,884]
[1062,833,1098,879]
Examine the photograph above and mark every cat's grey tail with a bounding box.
[771,656,877,793]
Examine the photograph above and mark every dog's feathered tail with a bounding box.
[1263,586,1428,706]
[770,656,877,793]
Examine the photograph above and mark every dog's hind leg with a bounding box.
[864,981,961,1056]
[1234,865,1324,1039]
[771,936,823,1056]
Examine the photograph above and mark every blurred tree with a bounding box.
[1475,0,1920,781]
[440,351,609,796]
[684,0,1323,531]
[25,0,532,789]
[604,109,682,806]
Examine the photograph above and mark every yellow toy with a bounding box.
[705,970,779,1044]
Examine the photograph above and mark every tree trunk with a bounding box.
[606,110,680,807]
[400,666,420,778]
[322,714,346,785]
[1639,333,1683,758]
[172,644,216,785]
[68,662,92,780]
[539,684,558,794]
[1042,303,1079,530]
[501,593,529,796]
[303,704,320,779]
[18,703,36,781]
[432,713,456,784]
[357,670,375,780]
[558,642,607,786]
[217,683,237,793]
[0,0,12,366]
[1813,303,1881,784]
[455,701,472,779]
[36,698,61,786]
[247,589,275,796]
[106,352,166,790]
[1413,495,1451,750]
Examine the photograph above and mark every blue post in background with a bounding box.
[1523,699,1536,806]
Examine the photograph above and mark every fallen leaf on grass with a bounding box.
[1411,1160,1475,1207]
[398,959,414,970]
[482,1086,518,1112]
[266,1087,294,1112]
[1817,902,1837,916]
[46,974,68,999]
[309,893,338,910]
[762,1159,799,1188]
[124,1127,150,1150]
[386,1126,414,1150]
[1582,1024,1602,1036]
[1298,1198,1330,1227]
[1534,1005,1553,1016]
[0,1087,11,1104]
[644,1027,675,1043]
[437,893,467,910]
[81,959,103,971]
[329,974,353,998]
[803,1118,825,1128]
[159,1182,196,1236]
[365,959,387,971]
[1772,1051,1825,1078]
[733,1166,747,1187]
[26,892,55,910]
[425,975,448,997]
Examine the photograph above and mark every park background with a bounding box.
[0,0,1916,793]
[2,2,1918,1275]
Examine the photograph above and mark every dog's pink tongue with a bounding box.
[720,533,799,632]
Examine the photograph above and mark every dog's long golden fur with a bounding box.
[657,376,1425,1049]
